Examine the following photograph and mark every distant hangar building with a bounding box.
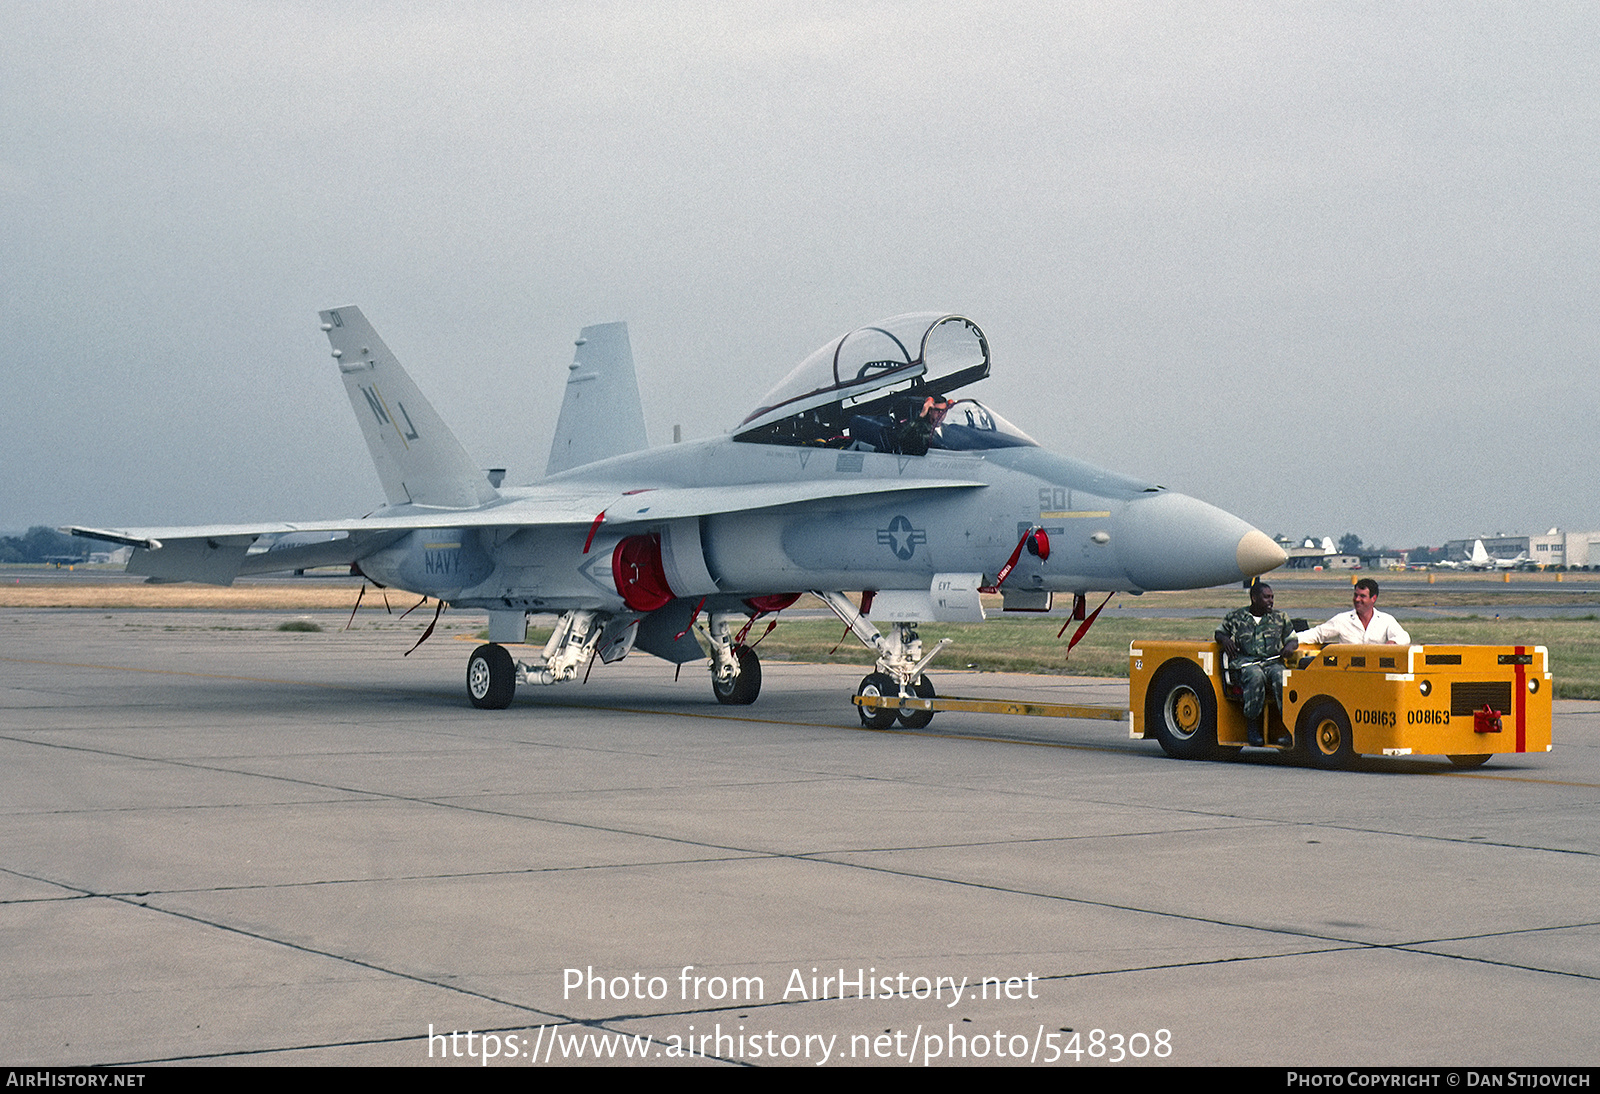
[1445,530,1600,567]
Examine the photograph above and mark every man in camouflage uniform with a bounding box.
[1215,582,1298,746]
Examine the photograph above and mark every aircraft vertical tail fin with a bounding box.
[545,322,649,476]
[321,307,498,508]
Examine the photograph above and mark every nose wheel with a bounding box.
[856,673,937,729]
[897,675,937,728]
[856,673,899,728]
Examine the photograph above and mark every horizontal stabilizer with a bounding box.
[128,536,255,586]
[68,525,403,586]
[547,322,649,475]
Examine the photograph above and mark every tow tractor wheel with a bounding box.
[1302,700,1356,770]
[467,644,516,710]
[1146,661,1223,760]
[897,675,937,729]
[712,644,762,705]
[856,673,899,729]
[1447,753,1492,769]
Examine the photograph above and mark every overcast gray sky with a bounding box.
[4,1,1595,548]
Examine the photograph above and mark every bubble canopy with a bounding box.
[738,313,991,434]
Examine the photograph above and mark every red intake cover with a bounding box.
[612,534,674,612]
[745,593,801,614]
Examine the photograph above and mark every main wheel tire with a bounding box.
[897,675,937,729]
[1147,660,1222,760]
[1302,700,1356,769]
[712,644,761,705]
[1447,753,1492,769]
[467,644,516,710]
[857,672,899,729]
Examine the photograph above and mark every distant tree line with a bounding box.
[0,526,82,563]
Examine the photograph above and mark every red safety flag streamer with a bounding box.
[733,609,771,645]
[733,598,785,647]
[673,597,707,642]
[981,526,1045,594]
[404,599,446,656]
[582,510,607,554]
[400,595,428,620]
[828,591,876,654]
[737,618,779,648]
[1058,592,1114,656]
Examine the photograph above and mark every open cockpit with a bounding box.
[732,313,1037,453]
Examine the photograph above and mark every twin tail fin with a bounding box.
[321,307,499,508]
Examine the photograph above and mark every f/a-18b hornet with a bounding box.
[70,309,1286,724]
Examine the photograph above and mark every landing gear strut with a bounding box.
[460,606,769,710]
[701,611,762,705]
[815,591,950,728]
[462,609,626,708]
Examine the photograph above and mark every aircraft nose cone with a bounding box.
[1118,491,1284,590]
[1237,528,1288,577]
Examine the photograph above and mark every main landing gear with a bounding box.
[463,608,632,709]
[711,643,761,705]
[814,591,950,729]
[461,606,768,709]
[700,611,763,706]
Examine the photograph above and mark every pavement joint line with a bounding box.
[9,604,1596,1064]
[1384,946,1600,982]
[23,809,1582,980]
[0,861,739,1066]
[4,727,1550,962]
[26,876,588,1031]
[0,855,779,903]
[8,656,1594,785]
[8,824,1303,903]
[785,852,1600,972]
[5,733,1594,890]
[1258,818,1600,858]
[108,929,1600,1065]
[0,655,390,692]
[7,660,1596,984]
[0,733,985,864]
[0,726,1555,857]
[113,1036,749,1068]
[77,911,1556,1067]
[4,727,1594,862]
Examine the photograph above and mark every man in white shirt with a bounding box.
[1297,578,1411,645]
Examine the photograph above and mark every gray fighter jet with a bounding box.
[69,308,1286,722]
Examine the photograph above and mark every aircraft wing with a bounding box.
[583,478,983,524]
[67,477,983,585]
